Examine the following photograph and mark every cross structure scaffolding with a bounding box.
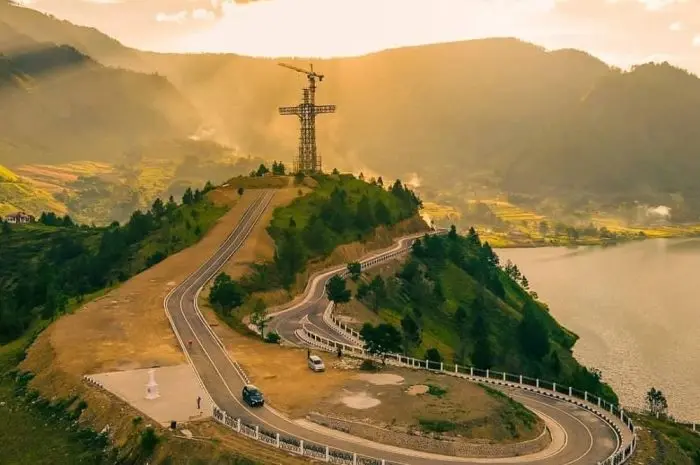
[278,63,336,174]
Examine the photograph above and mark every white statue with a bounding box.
[145,369,160,400]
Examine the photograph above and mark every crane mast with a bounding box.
[278,63,336,174]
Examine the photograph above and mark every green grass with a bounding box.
[418,418,457,434]
[0,328,111,465]
[427,384,448,397]
[635,415,700,464]
[482,384,538,432]
[269,174,410,238]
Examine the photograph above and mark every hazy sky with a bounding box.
[17,0,700,73]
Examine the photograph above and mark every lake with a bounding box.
[498,238,700,422]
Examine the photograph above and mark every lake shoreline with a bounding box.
[483,231,700,249]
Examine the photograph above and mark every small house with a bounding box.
[4,211,35,224]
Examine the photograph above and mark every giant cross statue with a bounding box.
[278,63,336,173]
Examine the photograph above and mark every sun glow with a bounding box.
[171,0,560,57]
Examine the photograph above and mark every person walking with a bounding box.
[307,348,311,359]
[337,346,342,359]
[188,340,193,350]
[196,396,201,410]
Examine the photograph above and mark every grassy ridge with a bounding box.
[240,174,422,292]
[354,228,616,403]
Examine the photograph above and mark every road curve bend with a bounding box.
[164,193,627,465]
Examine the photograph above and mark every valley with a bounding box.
[2,1,700,464]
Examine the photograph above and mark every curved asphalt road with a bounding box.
[165,190,622,464]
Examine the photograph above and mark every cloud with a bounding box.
[693,35,700,47]
[156,10,189,23]
[192,8,216,20]
[669,21,683,31]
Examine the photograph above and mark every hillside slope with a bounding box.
[0,14,200,167]
[0,164,66,216]
[7,2,700,215]
[345,227,617,403]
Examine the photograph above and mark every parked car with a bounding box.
[242,384,264,407]
[308,355,326,372]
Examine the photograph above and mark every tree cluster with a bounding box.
[0,181,217,343]
[252,176,422,290]
[209,272,247,313]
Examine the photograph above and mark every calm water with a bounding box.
[498,238,700,422]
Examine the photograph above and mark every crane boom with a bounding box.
[278,62,324,81]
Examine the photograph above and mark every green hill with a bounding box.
[245,173,423,290]
[349,227,617,403]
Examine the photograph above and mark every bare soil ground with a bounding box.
[312,369,545,443]
[200,302,353,417]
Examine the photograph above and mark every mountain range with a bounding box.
[3,0,700,220]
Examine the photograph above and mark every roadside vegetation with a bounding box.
[0,182,226,344]
[631,387,700,464]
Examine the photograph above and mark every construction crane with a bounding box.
[278,63,336,174]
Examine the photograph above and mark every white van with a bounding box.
[307,355,325,372]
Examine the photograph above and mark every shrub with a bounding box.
[139,427,160,456]
[359,359,378,372]
[265,331,281,344]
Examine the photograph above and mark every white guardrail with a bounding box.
[298,320,636,465]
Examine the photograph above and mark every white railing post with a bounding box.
[255,425,259,439]
[353,453,357,465]
[486,369,490,378]
[536,379,540,388]
[325,446,330,462]
[569,387,572,396]
[470,367,474,376]
[236,418,241,432]
[584,392,588,402]
[553,382,556,392]
[502,372,506,381]
[454,364,458,373]
[519,375,523,384]
[300,440,304,455]
[440,362,444,371]
[276,433,280,447]
[693,423,696,432]
[620,408,624,421]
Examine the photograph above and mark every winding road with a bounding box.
[164,189,631,465]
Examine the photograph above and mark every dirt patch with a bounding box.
[311,368,544,444]
[218,187,307,283]
[200,302,352,418]
[356,373,404,386]
[341,392,381,409]
[407,384,430,396]
[21,191,256,382]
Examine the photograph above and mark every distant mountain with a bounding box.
[5,1,700,217]
[0,8,200,167]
